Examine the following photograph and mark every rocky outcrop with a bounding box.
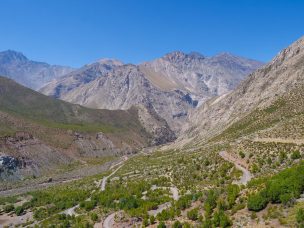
[137,105,176,145]
[0,50,74,89]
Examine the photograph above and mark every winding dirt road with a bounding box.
[100,156,128,191]
[102,212,117,228]
[219,151,252,185]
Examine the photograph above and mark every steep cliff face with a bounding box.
[0,50,74,89]
[40,52,262,133]
[181,36,304,146]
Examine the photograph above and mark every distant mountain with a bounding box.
[140,51,262,98]
[40,52,263,133]
[0,50,74,89]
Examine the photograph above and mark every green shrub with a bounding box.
[150,215,155,224]
[15,206,24,216]
[172,220,182,228]
[176,195,192,210]
[84,200,97,211]
[247,192,268,211]
[297,208,304,225]
[227,184,240,208]
[202,218,213,228]
[187,208,198,221]
[34,208,49,220]
[239,151,245,159]
[4,204,14,213]
[157,221,166,228]
[182,222,191,228]
[143,217,149,227]
[90,212,98,221]
[205,190,217,209]
[291,151,301,160]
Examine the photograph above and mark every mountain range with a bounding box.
[1,35,304,227]
[40,51,263,133]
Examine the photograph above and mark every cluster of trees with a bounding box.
[92,180,172,217]
[201,189,232,228]
[248,161,304,211]
[155,189,233,227]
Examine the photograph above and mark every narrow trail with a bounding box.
[102,212,117,228]
[60,156,129,219]
[100,156,128,191]
[60,205,79,216]
[219,151,252,185]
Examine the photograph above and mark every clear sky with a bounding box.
[0,0,303,67]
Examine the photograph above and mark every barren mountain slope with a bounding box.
[181,36,304,147]
[140,51,262,97]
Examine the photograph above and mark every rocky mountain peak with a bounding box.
[162,51,205,64]
[162,51,188,62]
[95,58,124,67]
[0,50,28,63]
[188,51,205,59]
[0,50,74,90]
[271,36,304,66]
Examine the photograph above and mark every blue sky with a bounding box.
[0,0,303,67]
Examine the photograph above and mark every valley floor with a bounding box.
[0,136,304,228]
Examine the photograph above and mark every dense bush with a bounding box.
[248,161,304,211]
